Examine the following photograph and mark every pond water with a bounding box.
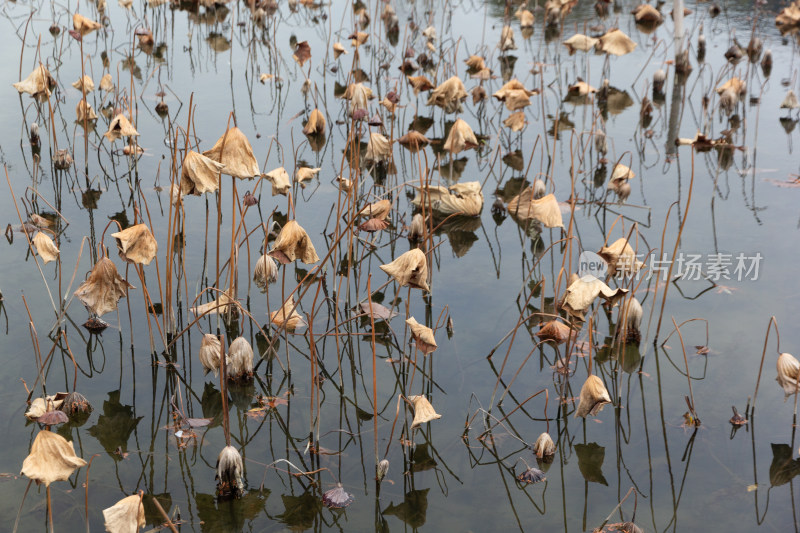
[2,0,800,531]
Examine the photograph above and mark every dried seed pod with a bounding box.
[226,337,254,381]
[60,392,92,415]
[575,375,612,418]
[53,149,73,170]
[254,255,278,290]
[653,68,666,94]
[199,334,222,376]
[517,466,546,484]
[215,445,244,497]
[376,459,389,482]
[777,352,800,397]
[409,213,425,241]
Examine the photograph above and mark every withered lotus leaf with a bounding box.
[518,466,546,484]
[633,3,663,23]
[13,64,55,100]
[472,86,487,104]
[499,25,516,51]
[575,375,612,417]
[365,132,393,163]
[398,130,430,152]
[408,395,441,428]
[293,40,311,66]
[503,111,527,132]
[781,90,800,110]
[270,298,306,330]
[408,75,434,95]
[99,73,114,92]
[105,114,139,142]
[333,42,347,58]
[406,317,437,354]
[411,181,483,216]
[111,223,158,265]
[533,432,556,458]
[72,75,95,92]
[608,164,635,192]
[322,483,354,509]
[380,248,429,291]
[303,109,326,135]
[359,218,389,232]
[76,99,98,122]
[516,7,535,27]
[32,232,59,264]
[25,394,67,420]
[562,276,628,321]
[344,83,374,115]
[568,79,597,96]
[191,289,236,316]
[350,31,369,46]
[180,150,223,195]
[493,79,537,111]
[777,352,800,397]
[465,55,486,71]
[536,320,575,344]
[203,127,260,179]
[598,238,643,276]
[227,337,254,379]
[716,77,746,96]
[265,167,291,196]
[597,29,637,56]
[443,118,479,154]
[21,430,87,486]
[426,76,467,113]
[254,254,278,289]
[563,34,599,54]
[103,494,145,533]
[295,167,321,185]
[269,220,319,264]
[74,257,134,316]
[776,2,800,28]
[199,333,222,376]
[507,191,564,228]
[73,13,102,36]
[363,199,392,220]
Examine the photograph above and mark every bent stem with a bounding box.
[749,316,780,416]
